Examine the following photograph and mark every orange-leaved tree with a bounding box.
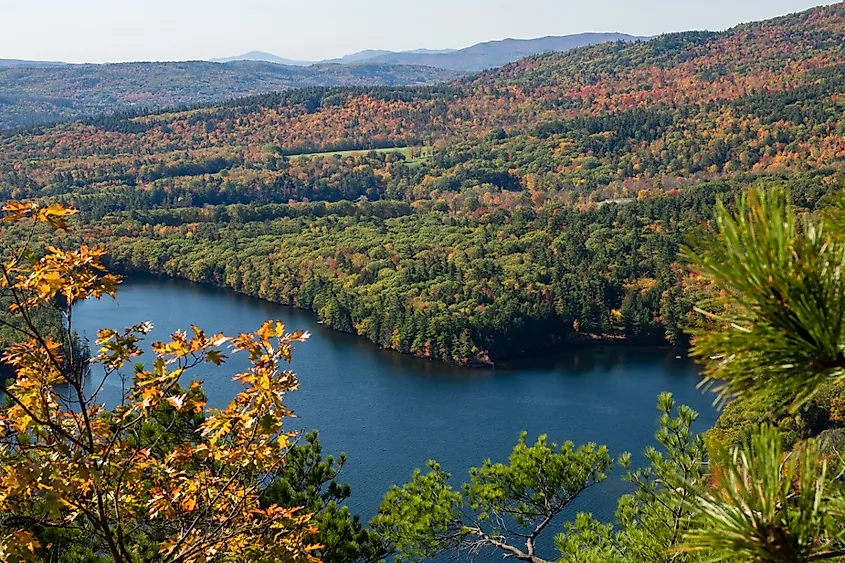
[0,201,318,562]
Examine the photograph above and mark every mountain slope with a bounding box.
[0,61,462,129]
[321,48,459,64]
[13,3,841,162]
[0,58,67,68]
[328,50,395,64]
[1,31,646,128]
[210,51,311,66]
[362,33,645,70]
[214,33,644,71]
[3,4,845,365]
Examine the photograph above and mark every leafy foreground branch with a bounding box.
[371,393,710,563]
[685,425,845,562]
[679,185,845,562]
[0,201,318,562]
[372,433,612,563]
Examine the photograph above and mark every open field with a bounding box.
[287,146,433,164]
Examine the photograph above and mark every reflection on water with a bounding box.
[500,344,691,375]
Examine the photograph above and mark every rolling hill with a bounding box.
[213,33,645,71]
[10,3,841,165]
[0,58,67,68]
[3,3,845,364]
[356,33,646,70]
[210,51,311,66]
[323,48,457,64]
[1,31,645,129]
[0,60,461,129]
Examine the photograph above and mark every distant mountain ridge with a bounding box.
[0,30,646,128]
[210,51,311,66]
[322,48,458,65]
[6,32,644,72]
[39,2,842,165]
[329,50,395,64]
[0,60,461,129]
[0,58,67,68]
[212,32,646,71]
[356,33,646,70]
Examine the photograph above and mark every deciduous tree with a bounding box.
[0,201,317,563]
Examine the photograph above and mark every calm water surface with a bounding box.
[74,277,718,557]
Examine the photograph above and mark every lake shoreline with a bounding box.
[112,270,690,368]
[72,275,717,540]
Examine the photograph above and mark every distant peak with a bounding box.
[209,32,646,71]
[210,51,312,66]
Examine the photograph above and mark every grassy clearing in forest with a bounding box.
[287,146,433,165]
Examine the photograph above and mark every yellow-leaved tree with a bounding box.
[0,202,318,562]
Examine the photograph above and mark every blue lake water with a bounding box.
[73,276,718,560]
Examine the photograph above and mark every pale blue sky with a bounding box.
[0,0,839,63]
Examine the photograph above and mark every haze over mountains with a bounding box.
[215,33,645,71]
[211,48,459,66]
[0,58,67,68]
[0,31,644,129]
[0,61,462,129]
[209,51,312,66]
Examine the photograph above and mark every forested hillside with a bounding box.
[0,61,462,129]
[2,3,845,364]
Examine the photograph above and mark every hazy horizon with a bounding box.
[0,0,840,64]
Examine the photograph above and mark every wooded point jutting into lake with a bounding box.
[2,2,845,562]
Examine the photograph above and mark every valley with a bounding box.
[2,4,845,561]
[2,4,844,365]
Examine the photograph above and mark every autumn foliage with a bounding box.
[3,6,845,366]
[0,202,317,562]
